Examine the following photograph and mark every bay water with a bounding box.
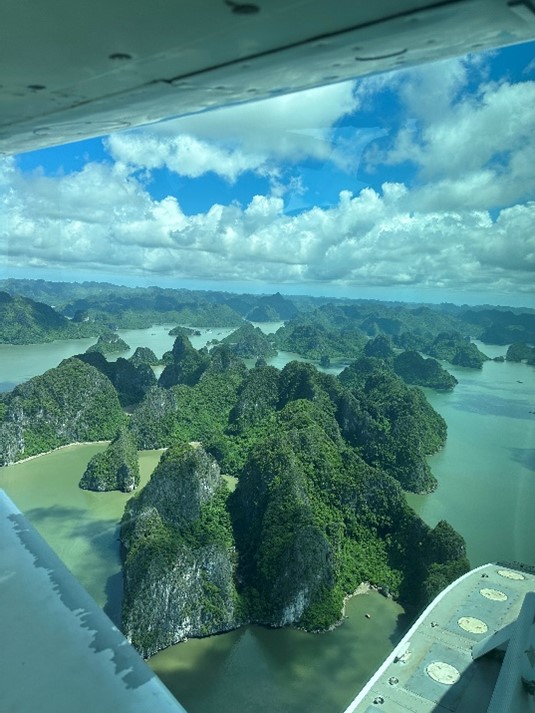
[0,327,534,711]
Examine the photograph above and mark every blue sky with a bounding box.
[2,41,535,307]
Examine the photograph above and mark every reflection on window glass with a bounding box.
[1,40,534,713]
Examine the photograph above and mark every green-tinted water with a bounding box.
[0,445,406,713]
[0,337,97,391]
[151,593,407,713]
[0,324,238,391]
[0,446,163,624]
[408,359,535,567]
[1,333,534,713]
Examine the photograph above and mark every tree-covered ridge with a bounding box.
[2,278,533,348]
[243,292,299,322]
[506,342,535,364]
[0,358,126,465]
[393,351,458,391]
[74,352,157,407]
[62,292,244,329]
[350,334,457,391]
[121,398,468,655]
[168,303,243,327]
[230,399,468,629]
[86,331,130,355]
[273,306,490,371]
[132,335,446,494]
[0,291,100,344]
[337,357,446,492]
[461,309,535,345]
[273,315,367,361]
[79,427,139,492]
[219,321,277,358]
[426,332,489,369]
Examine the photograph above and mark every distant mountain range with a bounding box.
[1,279,534,347]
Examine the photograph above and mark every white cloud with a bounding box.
[3,50,534,303]
[106,80,360,181]
[107,133,267,182]
[365,60,535,210]
[2,156,533,298]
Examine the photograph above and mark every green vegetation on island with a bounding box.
[121,364,466,655]
[220,322,277,359]
[10,280,527,666]
[273,316,367,361]
[74,352,157,407]
[506,342,535,364]
[0,291,100,344]
[393,351,458,391]
[159,335,211,388]
[0,358,126,465]
[129,386,182,450]
[1,278,533,356]
[121,443,240,656]
[129,346,159,367]
[244,292,298,322]
[337,357,446,492]
[79,427,140,492]
[168,325,201,337]
[86,331,130,355]
[426,332,489,369]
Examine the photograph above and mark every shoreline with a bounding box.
[148,581,378,658]
[300,582,374,635]
[343,581,372,613]
[7,442,169,467]
[9,440,111,466]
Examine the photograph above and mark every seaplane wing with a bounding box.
[2,0,535,156]
[0,490,185,713]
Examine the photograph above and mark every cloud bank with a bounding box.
[2,48,534,303]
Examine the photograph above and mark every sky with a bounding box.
[1,40,535,307]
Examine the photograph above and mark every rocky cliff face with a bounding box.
[121,443,241,657]
[158,335,210,388]
[74,353,156,407]
[0,358,125,465]
[79,428,139,492]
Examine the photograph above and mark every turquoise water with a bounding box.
[0,324,241,392]
[408,359,535,567]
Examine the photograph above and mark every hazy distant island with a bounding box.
[1,279,534,358]
[506,342,535,365]
[3,278,534,660]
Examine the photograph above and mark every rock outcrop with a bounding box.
[121,443,241,657]
[75,353,157,407]
[394,350,458,391]
[129,347,159,367]
[0,358,125,465]
[159,335,210,388]
[86,332,130,355]
[79,428,139,492]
